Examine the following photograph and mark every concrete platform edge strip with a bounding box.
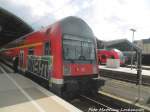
[98,91,150,111]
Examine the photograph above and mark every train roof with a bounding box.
[60,16,94,38]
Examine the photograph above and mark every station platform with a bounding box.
[99,65,150,76]
[0,63,81,112]
[99,77,150,111]
[99,65,150,86]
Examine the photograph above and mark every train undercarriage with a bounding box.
[51,74,99,99]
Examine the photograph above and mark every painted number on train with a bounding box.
[27,55,52,80]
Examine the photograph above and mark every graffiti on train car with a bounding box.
[27,55,53,80]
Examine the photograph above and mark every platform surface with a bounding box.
[99,65,150,76]
[0,63,81,112]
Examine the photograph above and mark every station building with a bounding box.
[134,38,150,55]
[134,38,150,65]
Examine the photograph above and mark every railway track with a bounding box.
[79,95,118,112]
[71,92,142,112]
[99,69,150,86]
[70,95,118,112]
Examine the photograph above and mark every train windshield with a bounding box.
[113,49,125,62]
[63,34,95,61]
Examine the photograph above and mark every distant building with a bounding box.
[134,38,150,54]
[134,38,150,65]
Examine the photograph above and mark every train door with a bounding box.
[27,47,34,73]
[28,47,34,55]
[44,41,50,55]
[44,41,52,86]
[19,49,24,71]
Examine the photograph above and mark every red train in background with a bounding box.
[0,16,99,97]
[97,49,126,66]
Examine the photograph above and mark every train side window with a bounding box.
[44,42,50,55]
[28,48,34,55]
[101,55,106,59]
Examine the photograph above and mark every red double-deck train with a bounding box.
[0,16,98,97]
[97,49,125,66]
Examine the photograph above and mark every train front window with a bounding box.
[63,35,95,61]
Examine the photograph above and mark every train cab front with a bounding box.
[51,17,99,99]
[62,34,99,98]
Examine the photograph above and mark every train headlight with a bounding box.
[63,64,71,76]
[93,65,98,74]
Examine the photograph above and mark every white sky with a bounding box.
[0,0,150,41]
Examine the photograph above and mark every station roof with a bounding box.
[104,39,134,51]
[0,7,33,47]
[97,39,141,52]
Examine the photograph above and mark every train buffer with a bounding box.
[0,64,82,112]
